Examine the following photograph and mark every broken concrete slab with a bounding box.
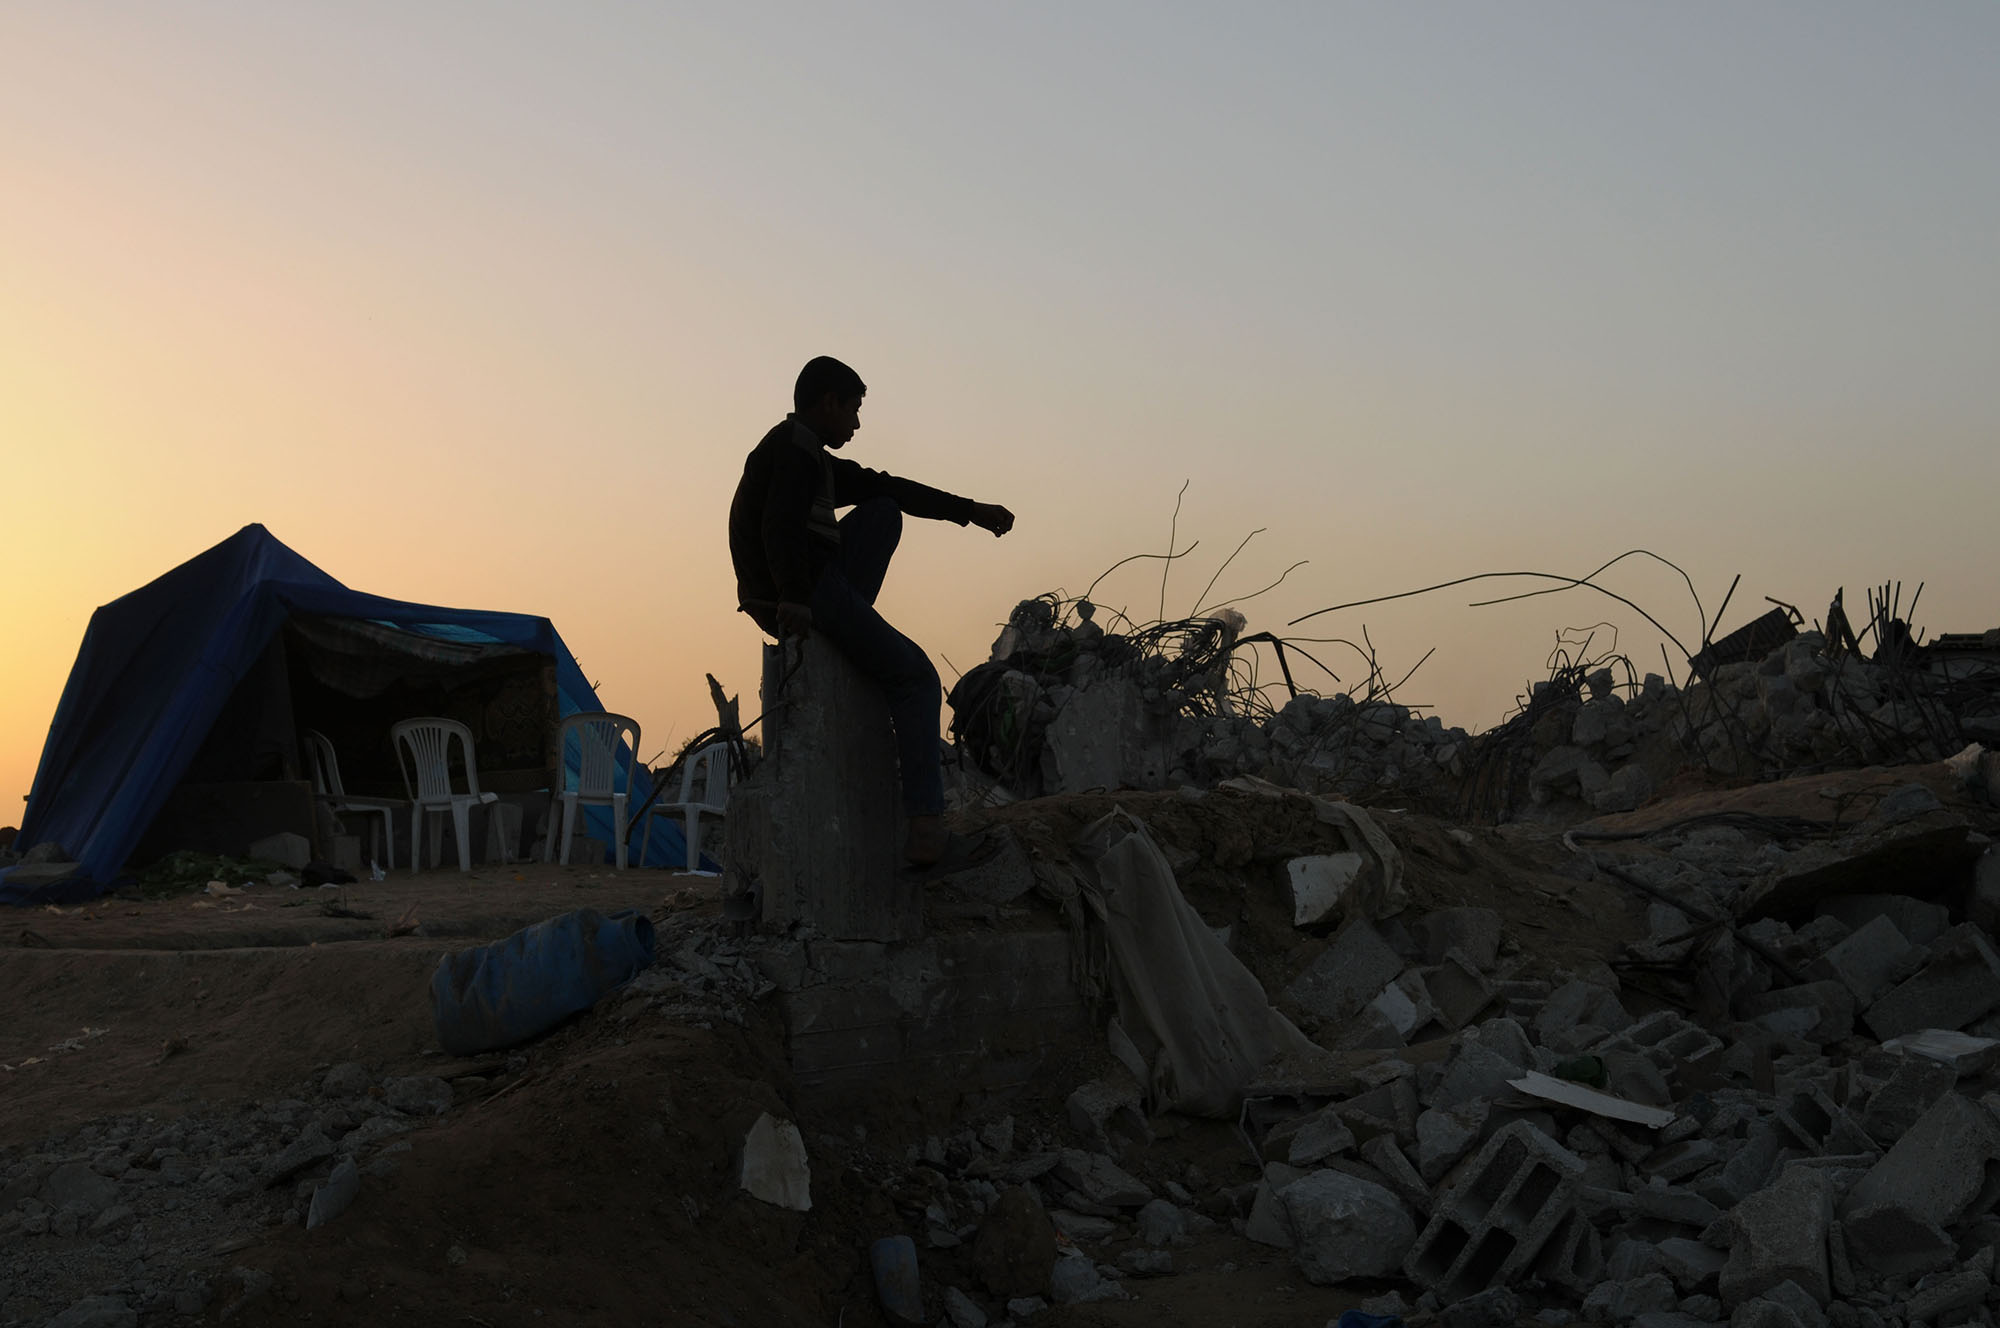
[1862,923,2000,1040]
[1742,814,1979,922]
[739,1112,811,1212]
[1837,1201,1954,1278]
[1287,917,1405,1022]
[1369,969,1435,1040]
[1719,1166,1832,1308]
[1052,1150,1152,1209]
[1358,1134,1431,1214]
[1286,852,1364,927]
[1534,979,1632,1044]
[1429,949,1497,1030]
[1815,893,1951,947]
[1280,1169,1416,1285]
[1741,981,1854,1045]
[1808,914,1922,1007]
[1857,1053,1957,1146]
[1878,1028,2000,1075]
[1841,1091,2000,1229]
[1417,907,1503,971]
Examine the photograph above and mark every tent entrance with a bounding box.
[131,616,558,867]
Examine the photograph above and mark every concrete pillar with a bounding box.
[724,634,922,941]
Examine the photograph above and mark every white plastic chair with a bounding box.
[638,741,731,874]
[546,711,640,870]
[391,717,499,874]
[303,728,399,871]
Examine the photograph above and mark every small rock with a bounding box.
[973,1187,1057,1299]
[1049,1253,1124,1304]
[1006,1297,1048,1320]
[382,1076,453,1116]
[321,1063,371,1098]
[943,1285,988,1328]
[306,1159,360,1230]
[1117,1247,1174,1277]
[1135,1198,1186,1246]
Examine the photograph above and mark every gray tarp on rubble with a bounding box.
[1074,807,1326,1117]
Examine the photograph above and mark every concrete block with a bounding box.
[1809,915,1921,1007]
[1417,1101,1489,1185]
[1655,1235,1725,1291]
[249,831,311,870]
[1287,918,1406,1022]
[1903,1266,1990,1321]
[1279,1170,1416,1285]
[1245,1164,1305,1248]
[1837,1202,1953,1278]
[1404,1120,1586,1301]
[1719,1167,1832,1308]
[1418,908,1504,970]
[1534,1209,1605,1294]
[1970,844,2000,933]
[1841,1091,2000,1229]
[1287,853,1365,927]
[1773,1087,1872,1157]
[1430,949,1497,1030]
[1433,1041,1522,1113]
[1863,923,2000,1040]
[1857,1053,1956,1146]
[1370,970,1435,1041]
[1582,1272,1677,1324]
[1359,1135,1432,1214]
[1879,1028,2000,1075]
[728,637,919,942]
[1641,1139,1724,1183]
[1052,1151,1151,1208]
[1816,893,1949,947]
[1535,979,1633,1043]
[1741,982,1855,1045]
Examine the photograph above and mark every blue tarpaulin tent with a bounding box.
[2,525,704,904]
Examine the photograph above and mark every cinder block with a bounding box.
[1863,924,2000,1041]
[1810,915,1920,1006]
[1841,1091,2000,1229]
[1533,1209,1604,1294]
[1773,1087,1872,1157]
[1403,1121,1585,1301]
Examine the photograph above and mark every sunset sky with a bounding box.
[4,4,1996,826]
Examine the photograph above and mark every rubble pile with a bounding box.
[0,1061,475,1323]
[951,590,2000,827]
